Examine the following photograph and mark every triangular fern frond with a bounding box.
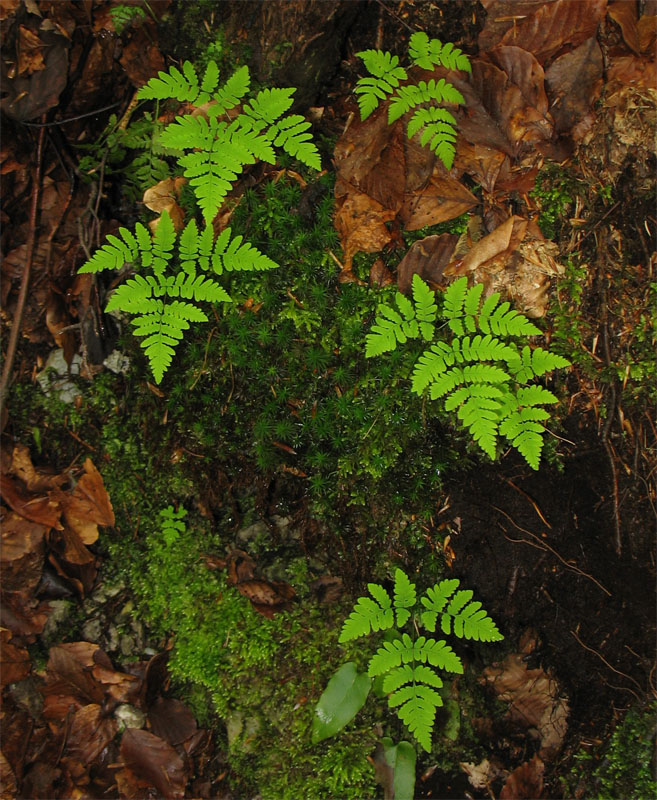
[411,274,437,339]
[368,633,415,676]
[208,64,250,115]
[382,663,443,694]
[438,590,504,642]
[408,32,472,73]
[420,578,459,631]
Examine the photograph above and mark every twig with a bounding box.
[0,119,46,422]
[20,102,122,127]
[570,629,643,697]
[493,505,611,596]
[597,231,623,556]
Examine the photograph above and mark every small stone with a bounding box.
[82,617,102,642]
[114,704,146,730]
[236,520,268,545]
[41,600,72,641]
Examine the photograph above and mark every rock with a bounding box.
[236,520,269,545]
[36,349,82,404]
[115,704,146,730]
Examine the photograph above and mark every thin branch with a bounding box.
[0,119,47,422]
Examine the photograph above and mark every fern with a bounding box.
[138,60,321,222]
[367,275,570,469]
[316,569,501,754]
[159,504,187,545]
[365,273,437,357]
[79,210,277,383]
[355,32,471,169]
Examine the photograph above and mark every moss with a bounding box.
[563,703,657,800]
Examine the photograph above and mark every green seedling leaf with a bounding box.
[382,737,417,800]
[311,662,371,743]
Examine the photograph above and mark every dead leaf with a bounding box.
[460,758,507,791]
[484,648,570,759]
[149,697,198,747]
[545,37,604,134]
[608,0,642,55]
[17,25,46,75]
[7,442,66,493]
[0,512,46,593]
[496,0,607,65]
[0,627,31,687]
[500,755,545,799]
[65,703,118,764]
[397,234,458,293]
[0,474,63,529]
[400,171,478,231]
[369,258,394,287]
[120,728,187,799]
[333,184,396,272]
[61,458,115,546]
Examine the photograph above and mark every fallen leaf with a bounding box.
[149,697,198,747]
[484,648,570,759]
[496,0,607,65]
[120,728,187,799]
[0,474,62,529]
[500,755,545,799]
[545,37,604,135]
[0,512,46,593]
[65,703,118,764]
[397,234,458,293]
[608,0,642,55]
[61,458,115,546]
[17,25,46,75]
[0,627,31,687]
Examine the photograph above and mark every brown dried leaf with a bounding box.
[484,650,569,759]
[66,703,118,764]
[120,32,166,88]
[7,443,66,493]
[333,184,395,271]
[227,549,257,584]
[0,512,45,593]
[120,728,187,799]
[148,697,198,747]
[369,258,394,287]
[397,234,458,293]
[608,0,642,54]
[500,755,545,799]
[43,643,106,711]
[17,25,46,75]
[0,474,62,529]
[400,171,478,231]
[61,458,115,546]
[470,52,553,152]
[0,627,31,687]
[497,0,607,65]
[545,38,604,134]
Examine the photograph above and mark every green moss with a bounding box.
[563,703,657,800]
[530,164,582,240]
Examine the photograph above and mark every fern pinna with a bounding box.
[355,31,471,169]
[366,275,570,469]
[313,569,502,754]
[137,60,321,222]
[79,210,277,383]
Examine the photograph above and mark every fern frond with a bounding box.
[419,578,459,631]
[388,683,442,753]
[393,569,416,627]
[408,32,472,73]
[439,591,504,642]
[212,228,278,274]
[78,226,140,273]
[365,296,420,357]
[428,363,512,400]
[355,50,408,120]
[243,87,295,125]
[389,79,465,125]
[208,64,250,115]
[138,61,205,104]
[368,633,414,676]
[339,588,394,642]
[382,663,443,694]
[411,274,437,339]
[266,115,322,170]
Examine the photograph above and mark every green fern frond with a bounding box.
[159,504,187,545]
[393,568,416,627]
[207,64,250,115]
[368,633,414,676]
[339,586,394,642]
[266,115,322,171]
[408,32,472,73]
[212,228,278,274]
[355,50,408,120]
[419,578,459,631]
[438,590,504,642]
[243,86,295,125]
[388,79,465,125]
[382,663,443,694]
[411,274,437,339]
[388,683,442,753]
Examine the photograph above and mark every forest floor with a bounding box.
[1,2,655,799]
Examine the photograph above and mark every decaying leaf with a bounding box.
[120,728,187,799]
[483,637,569,759]
[397,233,458,293]
[545,37,604,135]
[460,757,507,791]
[499,754,545,799]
